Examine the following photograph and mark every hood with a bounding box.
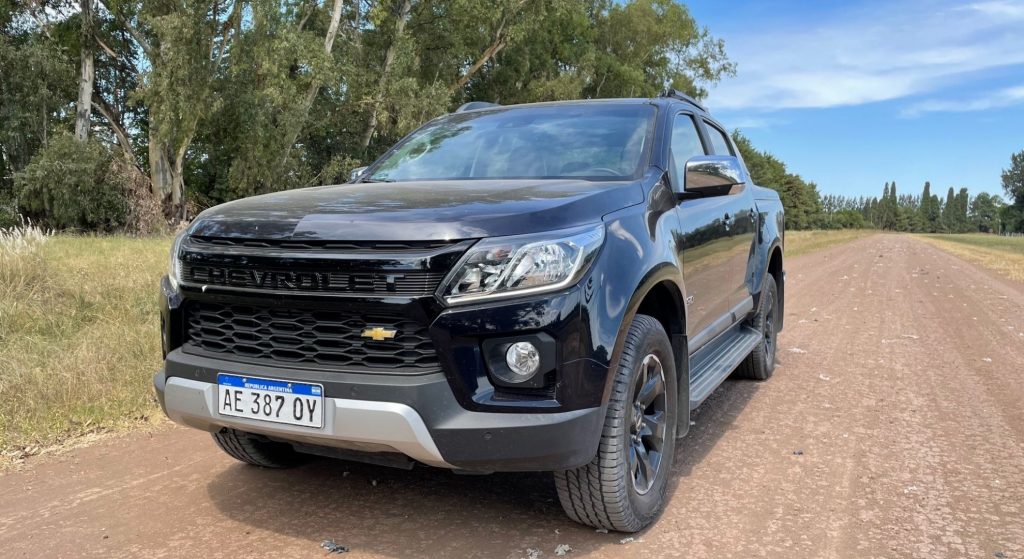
[188,179,644,241]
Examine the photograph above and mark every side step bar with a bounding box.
[688,323,761,409]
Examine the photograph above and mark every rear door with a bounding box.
[699,119,758,317]
[668,112,737,348]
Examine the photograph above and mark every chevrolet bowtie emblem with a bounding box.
[361,327,398,341]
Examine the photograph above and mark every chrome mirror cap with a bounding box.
[684,155,745,195]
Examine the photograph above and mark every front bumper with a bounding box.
[156,350,606,472]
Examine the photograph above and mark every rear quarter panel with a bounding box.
[749,186,784,326]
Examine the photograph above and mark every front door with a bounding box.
[668,113,738,347]
[699,119,757,315]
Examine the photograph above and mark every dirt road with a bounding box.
[2,234,1023,558]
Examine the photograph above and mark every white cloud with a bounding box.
[704,0,1024,111]
[727,116,784,129]
[903,84,1024,116]
[961,0,1024,19]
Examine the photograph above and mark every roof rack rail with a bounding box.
[660,89,706,111]
[455,101,501,113]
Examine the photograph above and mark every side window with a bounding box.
[670,114,706,189]
[703,121,734,155]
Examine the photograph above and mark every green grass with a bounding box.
[0,234,170,455]
[785,229,878,257]
[921,233,1024,255]
[918,233,1024,282]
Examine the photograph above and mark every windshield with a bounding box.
[366,104,655,182]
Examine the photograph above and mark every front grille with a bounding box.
[183,301,439,373]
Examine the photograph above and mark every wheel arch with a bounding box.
[748,235,784,326]
[609,267,691,438]
[766,245,784,331]
[757,242,786,331]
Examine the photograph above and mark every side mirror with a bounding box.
[683,155,745,196]
[349,166,369,183]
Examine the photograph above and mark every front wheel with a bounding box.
[554,314,678,532]
[212,429,306,468]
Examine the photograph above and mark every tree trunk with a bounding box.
[148,131,185,221]
[449,2,527,93]
[359,0,412,150]
[449,35,506,93]
[93,96,136,164]
[280,0,345,166]
[75,0,95,142]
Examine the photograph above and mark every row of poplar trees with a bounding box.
[820,181,1014,234]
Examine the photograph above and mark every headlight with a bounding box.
[440,225,604,305]
[168,229,187,289]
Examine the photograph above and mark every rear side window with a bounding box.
[670,114,706,187]
[703,121,734,155]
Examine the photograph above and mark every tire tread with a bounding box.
[211,429,303,468]
[554,314,675,532]
[736,273,778,381]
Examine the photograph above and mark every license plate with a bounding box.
[217,374,324,429]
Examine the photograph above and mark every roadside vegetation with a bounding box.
[0,224,169,458]
[918,234,1024,283]
[785,229,877,258]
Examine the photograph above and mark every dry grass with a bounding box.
[0,232,170,457]
[0,220,52,297]
[785,229,878,257]
[918,234,1024,283]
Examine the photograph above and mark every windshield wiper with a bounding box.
[359,177,395,183]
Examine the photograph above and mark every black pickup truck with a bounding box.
[155,91,784,532]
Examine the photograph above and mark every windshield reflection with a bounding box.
[367,104,655,182]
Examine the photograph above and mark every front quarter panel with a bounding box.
[583,172,687,404]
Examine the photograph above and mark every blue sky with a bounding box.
[687,0,1024,199]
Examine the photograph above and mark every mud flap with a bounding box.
[674,333,690,439]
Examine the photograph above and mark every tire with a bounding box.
[211,429,306,468]
[735,272,779,381]
[554,314,678,533]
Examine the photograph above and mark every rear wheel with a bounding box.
[735,272,778,380]
[211,429,306,468]
[554,314,678,532]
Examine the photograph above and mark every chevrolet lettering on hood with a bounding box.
[185,266,405,292]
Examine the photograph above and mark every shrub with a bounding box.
[110,157,166,235]
[14,135,128,231]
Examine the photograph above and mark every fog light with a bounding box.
[505,342,541,380]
